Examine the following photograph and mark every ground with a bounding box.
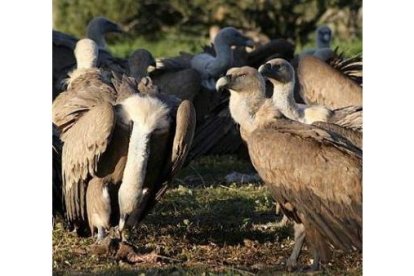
[53,155,362,275]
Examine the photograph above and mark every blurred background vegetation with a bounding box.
[53,0,362,58]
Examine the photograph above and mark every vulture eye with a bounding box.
[237,74,247,79]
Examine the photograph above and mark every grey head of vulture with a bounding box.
[316,25,332,49]
[128,49,156,81]
[191,27,254,90]
[220,66,362,270]
[86,16,124,49]
[52,38,197,242]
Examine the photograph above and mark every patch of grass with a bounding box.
[108,33,208,59]
[53,155,362,275]
[297,37,362,56]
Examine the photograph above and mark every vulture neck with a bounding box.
[130,67,147,81]
[119,121,151,222]
[87,27,107,50]
[213,36,233,72]
[271,80,304,122]
[317,39,330,49]
[229,90,265,135]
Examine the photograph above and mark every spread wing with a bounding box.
[248,119,362,251]
[298,55,362,109]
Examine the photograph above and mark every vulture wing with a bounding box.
[169,100,197,178]
[247,119,362,252]
[298,55,362,109]
[330,105,362,131]
[52,78,117,223]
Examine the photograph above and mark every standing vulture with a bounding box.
[53,16,125,100]
[217,66,362,270]
[52,39,196,241]
[259,59,362,126]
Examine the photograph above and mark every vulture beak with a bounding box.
[259,63,291,84]
[113,24,125,33]
[258,63,273,78]
[148,59,157,73]
[244,39,255,48]
[216,75,231,92]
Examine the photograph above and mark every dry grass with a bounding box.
[53,155,362,275]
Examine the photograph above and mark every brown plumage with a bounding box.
[297,55,362,109]
[52,39,196,241]
[218,66,362,270]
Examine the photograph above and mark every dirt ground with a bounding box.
[53,155,362,275]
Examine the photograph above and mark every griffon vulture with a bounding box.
[53,17,125,100]
[259,58,362,125]
[52,39,196,242]
[259,58,362,148]
[217,66,362,270]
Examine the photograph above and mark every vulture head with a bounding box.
[215,27,255,48]
[216,66,265,96]
[128,49,156,80]
[86,16,124,49]
[74,38,99,69]
[316,25,332,48]
[258,58,295,88]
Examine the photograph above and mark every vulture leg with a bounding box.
[97,227,106,242]
[275,215,289,227]
[287,223,306,271]
[306,226,332,272]
[275,203,290,227]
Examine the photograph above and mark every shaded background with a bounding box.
[53,0,362,58]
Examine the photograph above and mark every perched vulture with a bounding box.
[53,17,125,100]
[217,66,362,270]
[52,39,196,241]
[297,55,362,110]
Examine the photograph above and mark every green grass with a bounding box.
[296,37,362,57]
[107,33,209,59]
[105,31,362,60]
[53,155,362,275]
